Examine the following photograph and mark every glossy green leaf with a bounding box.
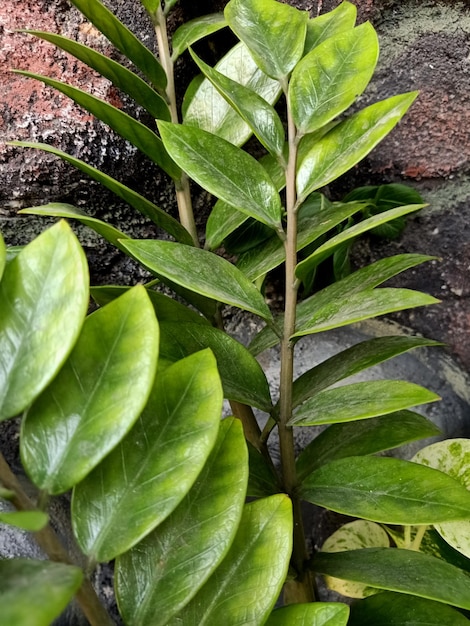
[304,1,357,54]
[296,411,441,480]
[349,591,470,626]
[72,350,221,562]
[190,50,285,160]
[172,14,227,60]
[312,548,470,610]
[120,240,273,320]
[266,603,349,626]
[69,0,166,90]
[225,0,308,80]
[413,439,470,559]
[12,142,191,243]
[21,31,170,120]
[116,418,247,626]
[0,232,5,281]
[170,495,293,625]
[420,528,470,574]
[296,204,426,280]
[21,286,159,495]
[185,42,281,146]
[296,92,419,202]
[0,559,83,626]
[158,121,282,230]
[0,510,49,531]
[302,456,470,524]
[290,23,378,136]
[159,322,272,410]
[13,71,180,180]
[290,380,439,426]
[0,221,88,420]
[247,442,280,497]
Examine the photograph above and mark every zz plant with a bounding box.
[2,0,470,624]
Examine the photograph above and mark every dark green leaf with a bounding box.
[115,418,247,625]
[302,456,470,524]
[0,510,49,531]
[159,322,272,410]
[296,411,441,480]
[333,242,352,281]
[312,548,470,610]
[290,23,378,135]
[158,121,282,230]
[21,286,159,495]
[296,92,419,202]
[13,71,180,180]
[120,240,273,320]
[0,221,88,420]
[172,14,227,61]
[69,0,166,90]
[266,603,349,626]
[0,559,83,626]
[247,442,280,498]
[72,350,222,563]
[225,0,308,80]
[304,1,357,53]
[420,528,470,574]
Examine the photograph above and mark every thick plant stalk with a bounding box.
[0,452,115,626]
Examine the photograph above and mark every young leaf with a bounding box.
[13,71,180,181]
[349,591,470,626]
[312,548,470,610]
[159,322,272,411]
[0,221,88,420]
[169,495,293,625]
[72,350,222,563]
[304,1,357,54]
[289,380,439,426]
[296,411,441,480]
[290,23,378,136]
[21,286,159,495]
[0,559,83,626]
[20,31,170,121]
[302,456,470,525]
[172,14,227,61]
[120,240,273,321]
[296,92,419,202]
[0,510,49,532]
[225,0,308,80]
[69,0,167,90]
[266,603,349,626]
[158,121,283,230]
[115,418,248,626]
[190,49,285,160]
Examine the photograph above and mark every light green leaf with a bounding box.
[21,31,170,120]
[0,232,5,281]
[190,49,285,160]
[21,286,159,495]
[304,1,357,53]
[172,14,227,61]
[13,71,180,180]
[0,559,83,626]
[290,23,378,136]
[413,439,470,559]
[302,456,470,525]
[266,603,349,626]
[296,92,419,202]
[159,322,272,410]
[72,350,222,563]
[10,142,191,243]
[312,548,470,610]
[158,121,282,230]
[120,240,273,321]
[290,380,439,426]
[296,411,441,480]
[321,520,389,598]
[0,221,88,420]
[0,510,49,532]
[185,42,281,146]
[225,0,308,80]
[115,418,247,626]
[170,495,293,626]
[349,591,470,626]
[69,0,166,90]
[140,0,160,17]
[164,0,179,15]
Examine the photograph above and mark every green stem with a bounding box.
[155,5,199,247]
[0,452,114,626]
